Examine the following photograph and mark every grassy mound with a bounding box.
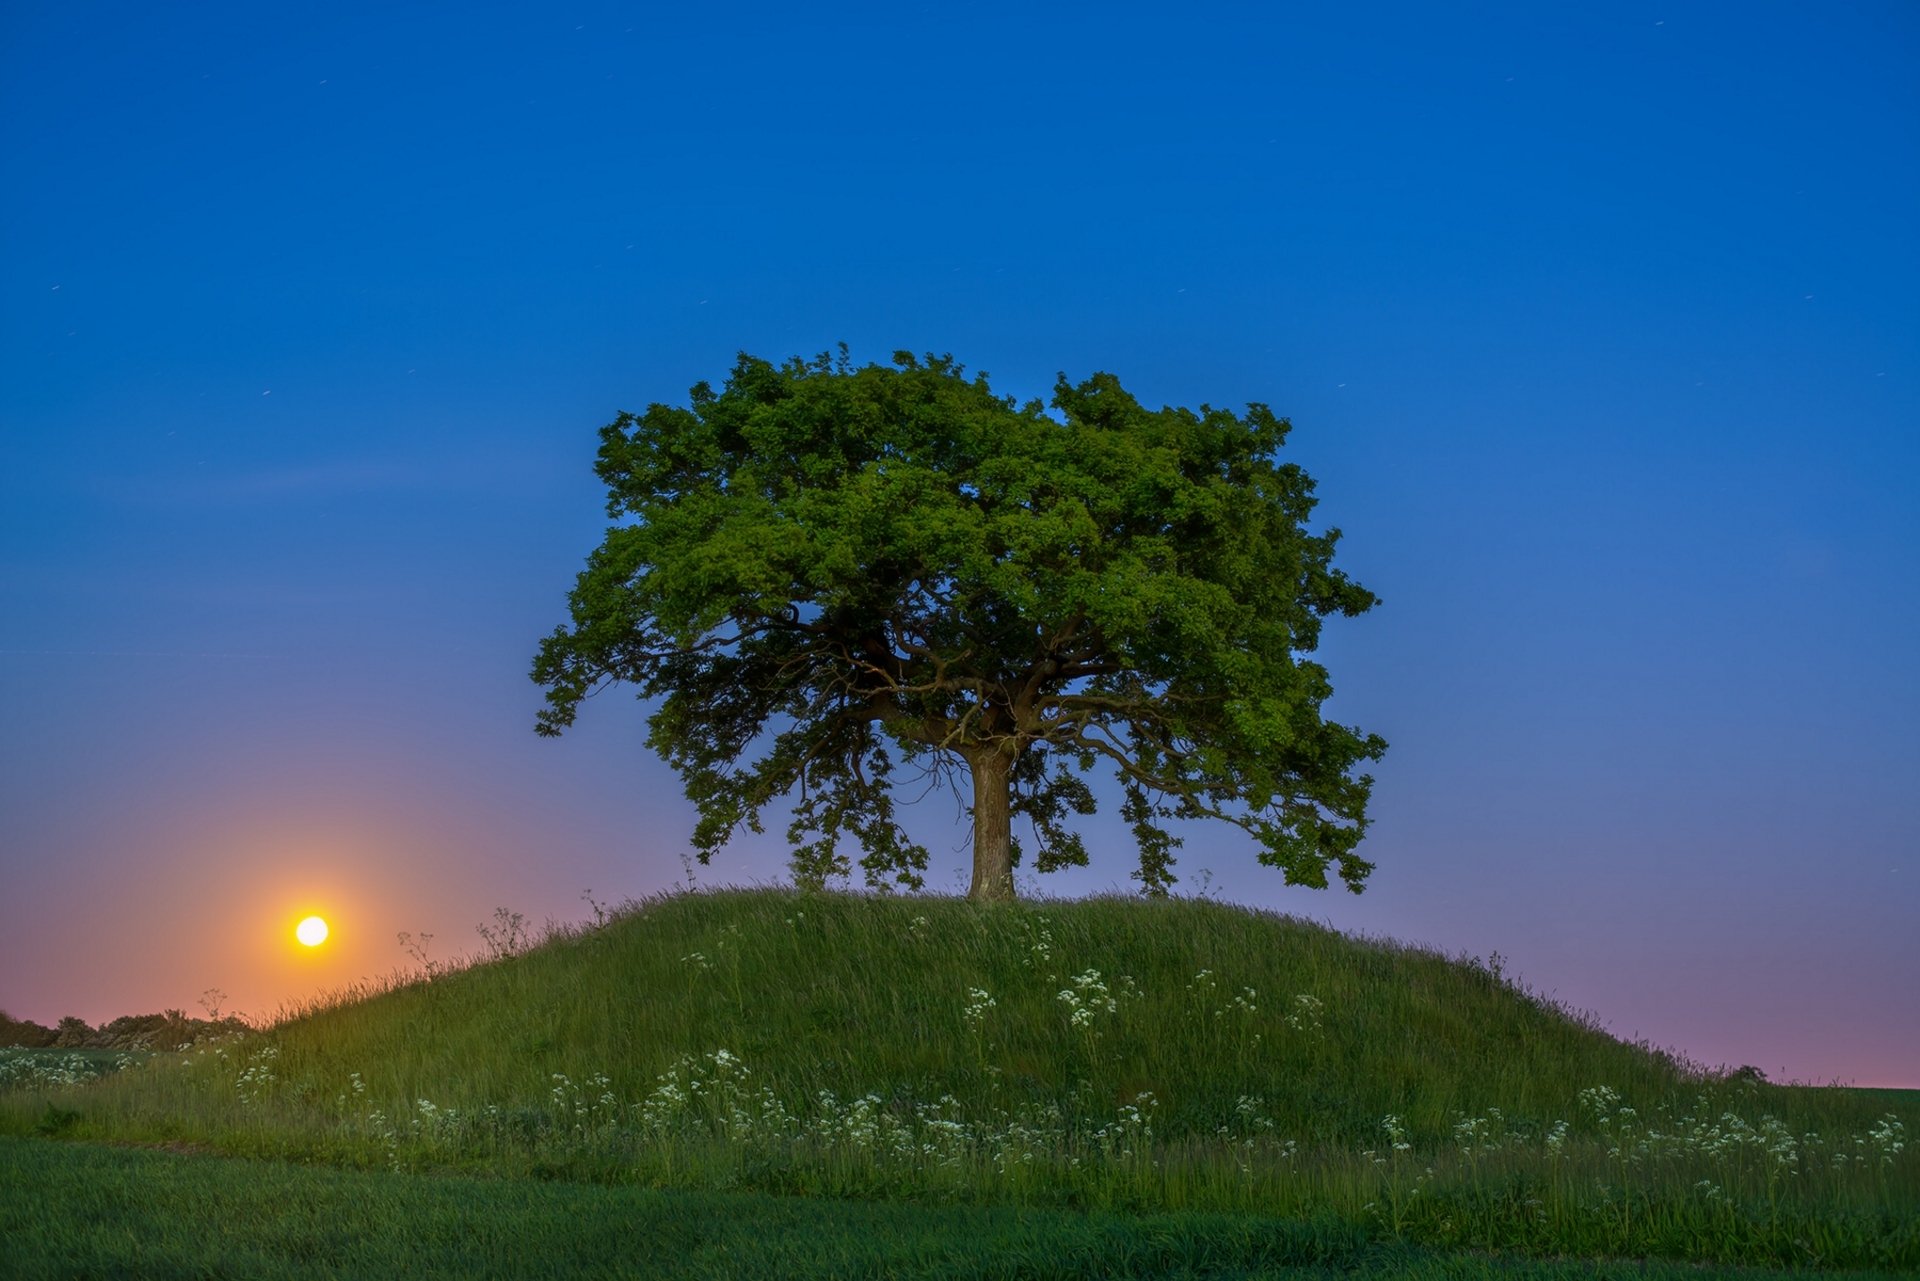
[5,889,1913,1270]
[185,889,1705,1142]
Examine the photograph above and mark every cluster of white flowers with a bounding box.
[550,1070,622,1140]
[1210,1096,1299,1175]
[1381,1114,1413,1153]
[1235,1095,1279,1133]
[806,1090,979,1167]
[633,1054,1072,1173]
[1183,973,1322,1045]
[413,1097,463,1140]
[362,1106,399,1165]
[1577,1090,1796,1168]
[334,1070,369,1111]
[1362,1096,1900,1173]
[962,987,996,1029]
[1087,1092,1156,1161]
[815,1091,915,1158]
[0,1050,131,1091]
[590,1049,1192,1176]
[1217,986,1259,1019]
[1500,1089,1914,1182]
[988,1105,1064,1172]
[1284,994,1326,1036]
[233,1045,279,1105]
[1057,969,1120,1029]
[637,1049,789,1143]
[1205,1098,1297,1175]
[1451,1107,1511,1154]
[1859,1114,1906,1166]
[1024,916,1055,966]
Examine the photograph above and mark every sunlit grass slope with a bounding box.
[28,889,1719,1142]
[6,889,1913,1270]
[177,889,1893,1138]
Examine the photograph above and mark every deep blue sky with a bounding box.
[3,2,1915,1085]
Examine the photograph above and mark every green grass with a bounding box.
[3,888,1913,1272]
[1,1136,1894,1280]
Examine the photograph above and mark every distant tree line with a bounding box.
[0,1008,247,1051]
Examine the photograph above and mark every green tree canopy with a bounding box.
[533,349,1385,901]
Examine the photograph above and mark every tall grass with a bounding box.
[16,1136,1894,1281]
[5,888,1912,1270]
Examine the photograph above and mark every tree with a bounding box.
[533,349,1385,902]
[52,1015,94,1048]
[0,1010,57,1048]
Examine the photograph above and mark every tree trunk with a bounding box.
[966,748,1017,902]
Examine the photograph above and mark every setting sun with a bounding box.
[295,915,329,947]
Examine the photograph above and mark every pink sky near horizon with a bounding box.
[5,778,1911,1090]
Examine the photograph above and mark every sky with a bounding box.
[2,2,1914,1086]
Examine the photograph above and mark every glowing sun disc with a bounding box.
[296,916,329,947]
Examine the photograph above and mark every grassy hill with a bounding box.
[4,888,1913,1270]
[189,889,1703,1133]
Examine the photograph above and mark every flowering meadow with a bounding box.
[3,889,1913,1273]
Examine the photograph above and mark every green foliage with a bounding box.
[0,1009,57,1048]
[4,890,1911,1270]
[533,349,1385,898]
[0,1007,244,1051]
[51,1015,92,1048]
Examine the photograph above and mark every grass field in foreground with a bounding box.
[1,1137,1896,1281]
[2,889,1912,1271]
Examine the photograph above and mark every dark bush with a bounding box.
[51,1016,94,1048]
[0,1010,57,1048]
